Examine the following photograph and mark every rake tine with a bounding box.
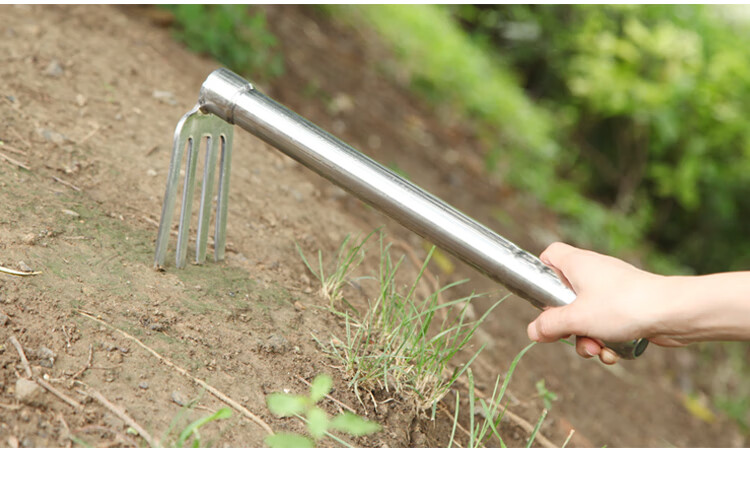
[175,129,201,269]
[195,134,218,265]
[213,132,233,262]
[154,106,199,269]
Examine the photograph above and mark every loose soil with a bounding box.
[0,5,743,447]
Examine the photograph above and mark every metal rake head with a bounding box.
[154,105,234,269]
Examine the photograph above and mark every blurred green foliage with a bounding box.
[449,5,750,273]
[162,5,284,81]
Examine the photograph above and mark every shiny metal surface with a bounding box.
[191,68,647,359]
[154,105,233,269]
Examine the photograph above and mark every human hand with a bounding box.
[526,242,672,365]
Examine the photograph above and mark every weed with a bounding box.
[159,393,233,448]
[448,343,548,448]
[296,231,375,311]
[535,379,558,410]
[174,408,232,448]
[301,230,506,411]
[265,374,380,448]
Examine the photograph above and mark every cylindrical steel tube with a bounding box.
[198,68,647,359]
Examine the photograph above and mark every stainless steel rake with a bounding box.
[154,68,648,360]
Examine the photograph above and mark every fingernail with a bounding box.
[582,347,595,358]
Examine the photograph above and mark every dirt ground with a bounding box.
[0,5,744,447]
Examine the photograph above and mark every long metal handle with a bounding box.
[198,68,647,360]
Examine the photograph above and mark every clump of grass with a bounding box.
[301,231,507,411]
[296,230,375,310]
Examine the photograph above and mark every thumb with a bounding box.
[527,305,581,343]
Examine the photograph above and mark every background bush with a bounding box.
[448,5,750,274]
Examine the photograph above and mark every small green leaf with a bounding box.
[175,407,232,448]
[329,413,381,437]
[306,407,329,439]
[309,374,333,403]
[267,393,307,417]
[265,433,315,448]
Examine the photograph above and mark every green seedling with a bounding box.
[265,374,381,448]
[535,379,558,411]
[174,408,232,448]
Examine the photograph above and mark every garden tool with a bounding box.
[154,68,648,360]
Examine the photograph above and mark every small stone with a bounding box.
[152,90,177,106]
[15,378,44,406]
[0,312,9,326]
[262,334,289,354]
[146,169,157,177]
[20,438,34,448]
[21,233,37,245]
[37,346,56,368]
[149,322,166,332]
[37,128,69,145]
[75,94,87,107]
[43,60,64,77]
[61,209,80,218]
[293,301,305,312]
[328,93,354,115]
[17,261,32,273]
[138,381,149,390]
[171,390,188,406]
[7,436,19,448]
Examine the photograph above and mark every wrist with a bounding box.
[647,273,750,342]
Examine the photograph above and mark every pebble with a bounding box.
[37,128,69,145]
[262,334,289,354]
[37,346,56,368]
[152,90,177,106]
[21,233,37,245]
[43,60,64,77]
[0,312,9,326]
[171,390,188,406]
[15,378,44,406]
[17,261,32,273]
[75,94,87,107]
[61,209,80,218]
[7,436,19,448]
[139,381,149,390]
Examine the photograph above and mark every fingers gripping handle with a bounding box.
[197,68,648,360]
[529,252,648,360]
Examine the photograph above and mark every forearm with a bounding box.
[651,272,750,343]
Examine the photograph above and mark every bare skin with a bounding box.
[527,242,750,365]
